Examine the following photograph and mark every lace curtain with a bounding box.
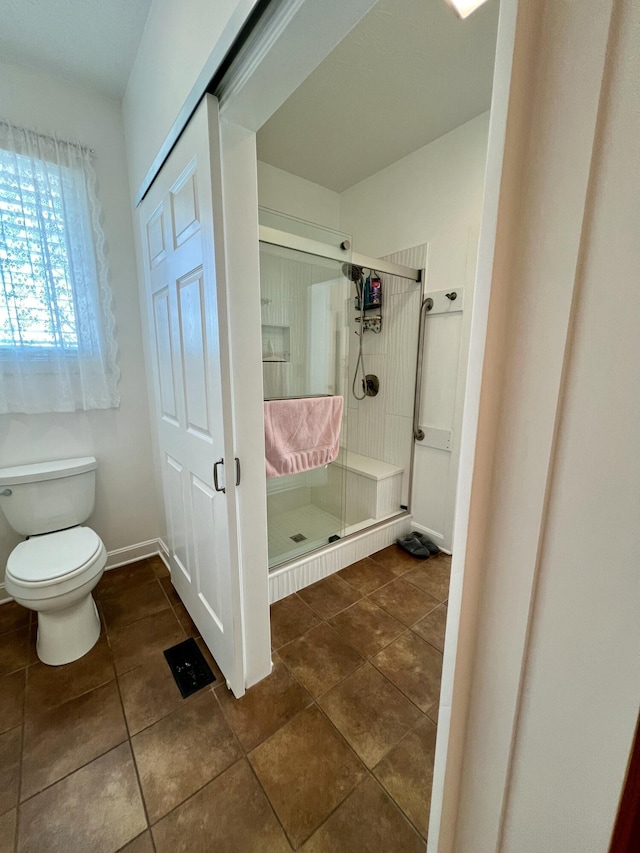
[0,119,119,413]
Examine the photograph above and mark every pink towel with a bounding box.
[264,396,344,478]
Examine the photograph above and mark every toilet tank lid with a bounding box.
[0,457,97,486]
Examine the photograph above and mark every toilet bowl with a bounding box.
[5,526,107,665]
[0,456,107,666]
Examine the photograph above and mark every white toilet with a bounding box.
[0,457,107,666]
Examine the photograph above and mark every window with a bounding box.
[0,120,119,413]
[0,149,83,351]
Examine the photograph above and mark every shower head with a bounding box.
[342,263,363,282]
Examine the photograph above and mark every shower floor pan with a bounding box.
[267,503,377,567]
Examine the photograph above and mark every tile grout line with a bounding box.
[242,744,296,850]
[13,646,29,853]
[110,655,156,850]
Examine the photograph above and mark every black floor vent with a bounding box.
[164,637,216,698]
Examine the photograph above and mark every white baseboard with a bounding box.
[411,521,452,555]
[156,539,170,570]
[0,583,9,605]
[104,539,163,571]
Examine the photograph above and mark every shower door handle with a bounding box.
[234,457,241,487]
[213,459,226,493]
[413,297,434,442]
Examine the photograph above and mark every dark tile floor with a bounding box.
[0,545,449,852]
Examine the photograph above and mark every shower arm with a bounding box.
[413,297,434,442]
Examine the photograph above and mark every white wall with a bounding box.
[0,60,159,587]
[499,0,640,845]
[257,161,340,229]
[442,0,640,849]
[340,114,489,550]
[123,0,245,197]
[340,112,489,258]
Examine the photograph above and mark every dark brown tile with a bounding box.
[0,669,25,735]
[302,775,423,852]
[412,603,447,651]
[25,635,115,713]
[338,558,398,595]
[118,830,154,852]
[18,742,146,853]
[369,544,424,576]
[249,705,366,848]
[27,622,39,665]
[21,681,127,800]
[0,601,29,636]
[216,657,311,751]
[0,627,30,677]
[119,655,187,735]
[318,664,422,768]
[147,554,170,579]
[109,609,185,675]
[0,809,16,853]
[373,632,443,712]
[0,727,20,816]
[297,574,361,619]
[159,576,181,608]
[172,601,199,638]
[403,557,451,602]
[279,622,364,699]
[270,594,321,649]
[426,702,439,725]
[374,717,438,838]
[329,598,404,658]
[95,560,156,600]
[153,759,291,853]
[132,690,241,823]
[369,578,440,627]
[101,578,170,631]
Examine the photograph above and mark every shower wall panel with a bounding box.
[346,244,426,508]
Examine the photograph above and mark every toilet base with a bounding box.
[36,593,101,666]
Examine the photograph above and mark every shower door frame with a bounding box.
[258,223,424,569]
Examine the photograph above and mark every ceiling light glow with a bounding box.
[446,0,490,19]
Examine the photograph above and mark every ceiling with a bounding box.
[0,0,151,98]
[256,0,499,193]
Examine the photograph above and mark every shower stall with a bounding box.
[259,209,426,573]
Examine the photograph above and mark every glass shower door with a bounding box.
[260,239,351,568]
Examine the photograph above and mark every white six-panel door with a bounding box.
[139,96,244,696]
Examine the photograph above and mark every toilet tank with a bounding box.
[0,457,98,536]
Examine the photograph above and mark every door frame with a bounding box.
[211,0,519,849]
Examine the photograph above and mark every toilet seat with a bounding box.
[6,526,107,601]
